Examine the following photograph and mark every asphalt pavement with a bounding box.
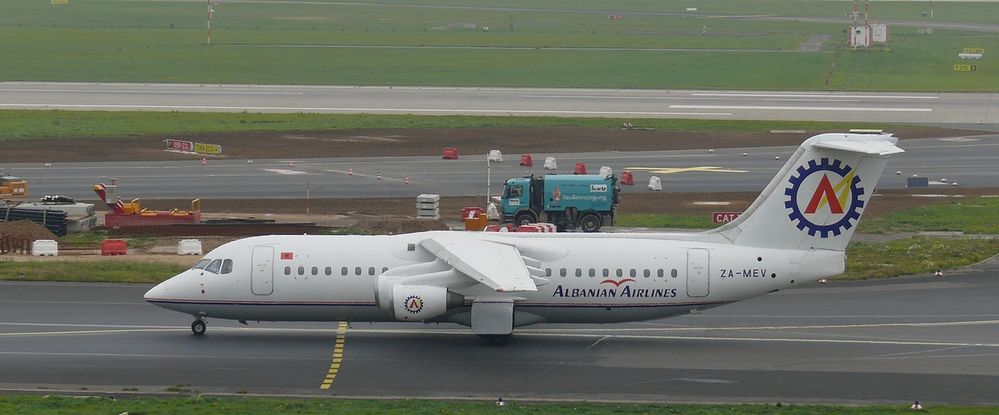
[1,259,998,404]
[2,82,997,124]
[5,135,998,200]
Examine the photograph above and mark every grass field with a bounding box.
[1,0,996,90]
[619,197,999,235]
[1,395,996,415]
[0,259,186,284]
[842,236,999,280]
[0,110,893,140]
[859,197,999,235]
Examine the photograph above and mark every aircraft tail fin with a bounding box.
[711,133,903,251]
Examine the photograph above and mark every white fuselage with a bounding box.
[144,231,843,327]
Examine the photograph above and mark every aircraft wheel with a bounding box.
[191,320,207,336]
[579,213,602,233]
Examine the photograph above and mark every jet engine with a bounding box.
[390,284,465,321]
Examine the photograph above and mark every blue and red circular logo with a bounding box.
[785,158,865,237]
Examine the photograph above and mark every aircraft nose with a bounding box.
[144,282,166,302]
[145,272,183,302]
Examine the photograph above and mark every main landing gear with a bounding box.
[191,315,207,336]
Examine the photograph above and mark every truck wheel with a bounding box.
[579,213,602,233]
[514,211,537,226]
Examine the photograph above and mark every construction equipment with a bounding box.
[93,178,201,227]
[0,172,28,204]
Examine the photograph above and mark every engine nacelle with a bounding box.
[391,284,464,321]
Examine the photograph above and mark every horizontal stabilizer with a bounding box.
[812,137,903,156]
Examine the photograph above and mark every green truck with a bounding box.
[500,174,620,232]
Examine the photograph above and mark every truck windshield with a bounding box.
[506,185,522,197]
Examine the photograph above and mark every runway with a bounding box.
[8,135,999,200]
[2,258,998,404]
[1,82,997,124]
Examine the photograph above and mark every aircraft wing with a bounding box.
[420,233,538,292]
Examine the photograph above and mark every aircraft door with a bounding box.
[250,246,274,295]
[686,248,710,297]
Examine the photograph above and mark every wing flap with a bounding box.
[420,233,538,292]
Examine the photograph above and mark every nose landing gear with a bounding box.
[191,315,207,336]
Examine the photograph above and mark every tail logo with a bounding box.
[785,158,865,237]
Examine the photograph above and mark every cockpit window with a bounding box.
[193,259,212,270]
[205,259,223,274]
[221,259,233,274]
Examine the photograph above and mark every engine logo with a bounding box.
[403,295,424,314]
[785,158,864,237]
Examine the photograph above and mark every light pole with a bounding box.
[486,153,491,206]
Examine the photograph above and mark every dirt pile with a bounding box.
[0,220,58,241]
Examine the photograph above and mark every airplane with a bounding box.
[145,132,903,345]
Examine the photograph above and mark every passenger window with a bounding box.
[284,266,291,275]
[602,269,609,277]
[588,268,595,277]
[657,269,664,278]
[355,267,362,276]
[644,269,650,278]
[341,267,348,276]
[311,266,319,276]
[193,259,211,270]
[221,259,233,274]
[629,269,636,278]
[298,266,305,276]
[560,268,567,277]
[575,268,582,277]
[205,259,222,274]
[325,267,332,276]
[616,269,622,277]
[671,269,678,278]
[382,267,388,273]
[545,268,552,277]
[368,267,376,276]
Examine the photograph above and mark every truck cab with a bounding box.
[500,174,619,232]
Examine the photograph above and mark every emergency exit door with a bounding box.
[251,246,274,295]
[686,248,710,297]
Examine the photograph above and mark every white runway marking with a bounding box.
[522,94,865,103]
[0,103,731,116]
[262,168,307,175]
[0,88,301,95]
[515,319,999,332]
[2,323,997,348]
[669,104,933,112]
[690,93,938,99]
